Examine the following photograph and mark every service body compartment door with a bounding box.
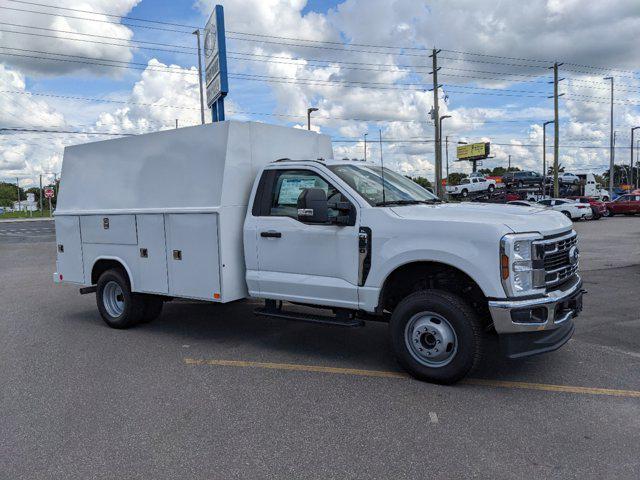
[80,215,137,245]
[136,214,169,294]
[165,213,221,300]
[55,216,85,284]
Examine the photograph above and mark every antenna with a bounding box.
[379,129,386,205]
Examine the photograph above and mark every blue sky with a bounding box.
[1,0,639,185]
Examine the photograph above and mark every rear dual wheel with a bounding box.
[389,290,483,384]
[96,269,164,329]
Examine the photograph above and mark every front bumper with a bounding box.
[488,276,585,358]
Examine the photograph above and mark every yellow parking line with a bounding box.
[183,358,640,398]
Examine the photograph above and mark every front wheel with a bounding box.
[488,184,495,193]
[607,209,615,217]
[389,290,483,384]
[461,189,469,198]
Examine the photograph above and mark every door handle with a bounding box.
[260,231,282,238]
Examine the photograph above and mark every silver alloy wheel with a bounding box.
[404,312,458,368]
[103,281,125,318]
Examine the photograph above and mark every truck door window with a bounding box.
[269,169,344,220]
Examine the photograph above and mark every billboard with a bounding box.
[204,5,228,115]
[456,142,490,161]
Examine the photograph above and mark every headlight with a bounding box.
[500,233,546,297]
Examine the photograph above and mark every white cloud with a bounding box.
[0,0,141,76]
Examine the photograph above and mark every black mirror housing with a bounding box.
[297,188,329,223]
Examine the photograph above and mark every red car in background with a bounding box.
[604,194,640,216]
[566,196,608,220]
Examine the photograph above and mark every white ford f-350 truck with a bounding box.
[54,121,584,383]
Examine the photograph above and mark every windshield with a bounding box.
[328,164,439,206]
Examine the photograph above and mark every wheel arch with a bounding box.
[377,260,489,322]
[91,256,135,289]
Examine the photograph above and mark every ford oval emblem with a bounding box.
[569,245,579,265]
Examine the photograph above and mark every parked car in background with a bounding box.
[471,191,520,203]
[545,172,580,185]
[507,200,542,207]
[604,194,640,216]
[446,176,496,197]
[502,171,544,188]
[566,196,608,220]
[537,198,593,220]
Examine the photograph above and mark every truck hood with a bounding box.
[390,202,572,235]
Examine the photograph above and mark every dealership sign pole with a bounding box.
[204,5,229,122]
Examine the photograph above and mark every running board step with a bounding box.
[254,307,365,328]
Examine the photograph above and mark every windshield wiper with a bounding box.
[375,199,441,206]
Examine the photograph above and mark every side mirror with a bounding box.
[297,188,329,223]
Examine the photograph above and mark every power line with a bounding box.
[0,28,195,55]
[0,5,194,34]
[0,90,202,111]
[0,49,199,75]
[0,21,196,50]
[6,0,198,29]
[0,127,134,136]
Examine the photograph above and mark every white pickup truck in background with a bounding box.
[54,121,585,384]
[446,176,497,197]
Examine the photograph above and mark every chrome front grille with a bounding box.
[535,231,579,290]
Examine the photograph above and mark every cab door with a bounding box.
[247,167,360,309]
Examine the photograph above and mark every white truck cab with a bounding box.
[54,121,584,384]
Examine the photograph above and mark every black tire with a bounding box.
[96,269,145,329]
[140,295,164,323]
[389,290,483,384]
[607,209,615,217]
[488,184,495,193]
[461,189,468,198]
[561,210,572,219]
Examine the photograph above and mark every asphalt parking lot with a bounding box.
[1,217,639,479]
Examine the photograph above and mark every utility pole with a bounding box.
[193,29,206,125]
[508,154,511,171]
[604,76,614,196]
[39,174,43,214]
[364,133,368,161]
[548,62,564,198]
[637,139,640,189]
[542,120,554,196]
[631,127,639,188]
[175,119,178,129]
[430,48,442,197]
[16,177,21,212]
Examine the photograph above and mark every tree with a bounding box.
[446,172,468,186]
[0,182,22,208]
[408,176,432,190]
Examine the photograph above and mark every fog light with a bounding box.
[511,307,548,324]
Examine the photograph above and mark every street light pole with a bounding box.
[193,29,206,125]
[631,127,639,188]
[307,107,318,131]
[438,114,451,198]
[364,133,368,161]
[604,76,614,196]
[445,135,449,182]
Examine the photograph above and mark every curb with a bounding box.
[0,217,54,223]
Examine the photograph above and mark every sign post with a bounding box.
[44,187,54,217]
[204,5,229,122]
